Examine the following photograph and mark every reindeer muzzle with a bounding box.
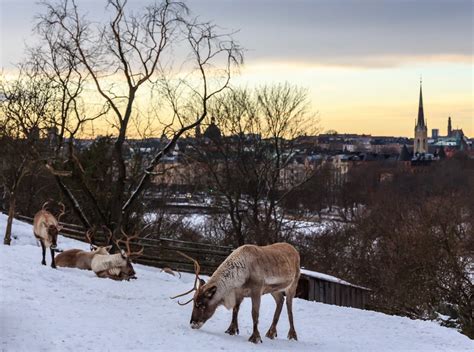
[190,321,203,330]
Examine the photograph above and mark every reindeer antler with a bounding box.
[116,228,144,258]
[102,226,114,246]
[170,251,202,305]
[56,202,66,223]
[42,201,51,211]
[85,227,96,250]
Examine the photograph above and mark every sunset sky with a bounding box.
[1,0,472,137]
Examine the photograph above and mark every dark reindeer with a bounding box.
[171,243,300,344]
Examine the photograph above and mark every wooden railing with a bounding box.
[7,213,233,275]
[4,211,371,310]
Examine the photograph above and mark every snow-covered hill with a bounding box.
[0,214,472,351]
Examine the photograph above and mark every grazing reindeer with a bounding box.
[33,201,65,268]
[91,228,143,281]
[55,229,112,270]
[171,243,300,344]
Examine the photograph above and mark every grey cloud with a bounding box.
[187,0,473,66]
[1,0,472,68]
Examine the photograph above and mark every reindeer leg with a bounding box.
[266,291,284,339]
[40,241,46,265]
[285,290,298,341]
[248,292,262,344]
[225,297,243,336]
[50,247,56,269]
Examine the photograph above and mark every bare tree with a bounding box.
[0,64,57,244]
[296,157,474,338]
[189,84,318,246]
[36,0,242,234]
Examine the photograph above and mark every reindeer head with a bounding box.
[171,252,219,329]
[86,228,112,255]
[113,228,144,280]
[44,202,65,249]
[47,224,60,248]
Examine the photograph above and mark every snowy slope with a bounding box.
[0,214,472,352]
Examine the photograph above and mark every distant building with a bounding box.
[203,117,221,142]
[413,81,428,155]
[429,116,470,153]
[399,144,411,162]
[447,116,452,137]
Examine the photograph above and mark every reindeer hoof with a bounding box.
[41,260,46,266]
[51,264,57,269]
[287,330,298,341]
[225,326,239,335]
[248,333,262,344]
[265,328,277,339]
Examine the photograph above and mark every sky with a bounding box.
[1,0,472,137]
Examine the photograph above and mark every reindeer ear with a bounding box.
[205,285,217,298]
[196,278,205,290]
[105,245,112,252]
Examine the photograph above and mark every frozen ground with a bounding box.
[0,213,472,351]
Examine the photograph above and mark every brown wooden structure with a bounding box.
[296,269,370,309]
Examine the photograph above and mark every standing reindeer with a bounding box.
[55,229,112,270]
[171,243,300,344]
[91,228,143,281]
[33,201,65,268]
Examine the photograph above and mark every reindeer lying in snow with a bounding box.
[55,229,112,270]
[33,201,66,268]
[171,243,300,344]
[90,228,143,281]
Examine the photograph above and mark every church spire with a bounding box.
[447,116,452,137]
[417,79,425,128]
[413,78,428,155]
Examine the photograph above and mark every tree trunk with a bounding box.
[4,194,16,245]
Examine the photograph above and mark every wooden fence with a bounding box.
[8,213,233,275]
[6,212,371,309]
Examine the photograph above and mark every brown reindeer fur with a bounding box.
[55,246,111,270]
[176,243,300,344]
[33,206,64,268]
[33,210,60,248]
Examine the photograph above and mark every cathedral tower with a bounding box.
[414,81,428,155]
[447,116,452,137]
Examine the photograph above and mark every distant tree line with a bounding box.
[296,155,474,338]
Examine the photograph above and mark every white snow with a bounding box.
[1,213,473,352]
[300,269,370,290]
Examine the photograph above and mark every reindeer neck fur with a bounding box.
[33,210,59,247]
[34,210,59,228]
[91,253,126,273]
[207,247,250,310]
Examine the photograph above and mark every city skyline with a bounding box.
[1,0,472,137]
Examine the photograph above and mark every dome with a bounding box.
[203,117,221,141]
